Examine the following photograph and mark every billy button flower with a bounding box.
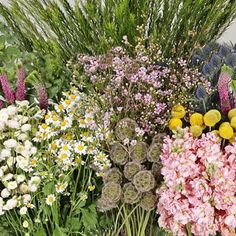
[190,113,204,126]
[203,110,221,127]
[230,116,236,129]
[190,125,203,137]
[168,118,182,131]
[219,122,234,140]
[171,105,186,119]
[228,108,236,120]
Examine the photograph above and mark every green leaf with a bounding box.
[42,182,55,195]
[34,228,47,236]
[52,225,67,236]
[67,217,82,231]
[81,204,98,230]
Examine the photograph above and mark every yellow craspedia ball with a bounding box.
[169,118,183,131]
[210,109,221,122]
[229,133,236,144]
[219,123,234,140]
[171,105,186,119]
[190,113,204,126]
[190,125,202,137]
[230,116,236,129]
[203,110,219,127]
[228,108,236,120]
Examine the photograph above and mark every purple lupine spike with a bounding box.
[36,82,48,110]
[0,74,15,104]
[217,65,232,113]
[15,67,26,101]
[0,100,3,109]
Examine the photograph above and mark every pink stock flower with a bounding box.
[157,128,236,236]
[0,74,15,104]
[15,67,26,101]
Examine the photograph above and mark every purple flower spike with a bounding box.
[36,82,48,110]
[217,65,232,113]
[0,100,3,109]
[0,74,15,104]
[15,67,26,101]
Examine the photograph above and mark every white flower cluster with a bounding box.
[0,102,42,215]
[34,87,111,175]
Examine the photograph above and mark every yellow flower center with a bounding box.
[41,124,48,129]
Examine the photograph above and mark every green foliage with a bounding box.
[0,22,71,99]
[1,0,236,61]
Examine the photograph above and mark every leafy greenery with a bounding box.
[1,0,236,61]
[0,22,71,99]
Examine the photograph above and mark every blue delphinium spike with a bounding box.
[196,85,207,100]
[219,44,231,58]
[225,54,236,68]
[210,54,221,68]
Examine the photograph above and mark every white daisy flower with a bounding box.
[20,206,27,215]
[74,142,87,155]
[55,182,68,193]
[46,194,56,206]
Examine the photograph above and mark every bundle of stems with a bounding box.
[1,0,236,61]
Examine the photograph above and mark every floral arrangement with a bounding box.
[0,3,236,235]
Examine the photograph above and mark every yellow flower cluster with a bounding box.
[168,105,186,130]
[169,105,236,142]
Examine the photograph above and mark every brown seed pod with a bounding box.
[110,143,128,165]
[124,161,142,181]
[103,168,123,184]
[101,182,122,204]
[115,118,137,141]
[97,197,117,212]
[133,170,155,192]
[130,141,148,163]
[123,183,141,204]
[139,192,156,210]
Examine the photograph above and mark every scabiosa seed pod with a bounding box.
[101,182,122,204]
[123,183,141,204]
[115,118,137,141]
[133,170,155,193]
[217,65,233,113]
[103,168,122,183]
[15,67,26,101]
[97,197,117,212]
[139,192,156,210]
[147,143,162,162]
[36,82,48,110]
[130,141,148,163]
[124,161,142,181]
[110,143,128,165]
[0,74,15,104]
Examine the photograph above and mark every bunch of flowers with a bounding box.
[157,128,236,236]
[0,101,45,230]
[78,46,210,136]
[33,85,111,176]
[97,117,164,212]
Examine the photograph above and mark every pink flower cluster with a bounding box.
[78,47,210,135]
[157,129,236,236]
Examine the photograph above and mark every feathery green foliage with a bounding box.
[1,0,236,61]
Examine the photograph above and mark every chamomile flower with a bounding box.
[55,182,68,193]
[46,194,56,206]
[55,104,65,113]
[60,117,73,130]
[74,141,87,155]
